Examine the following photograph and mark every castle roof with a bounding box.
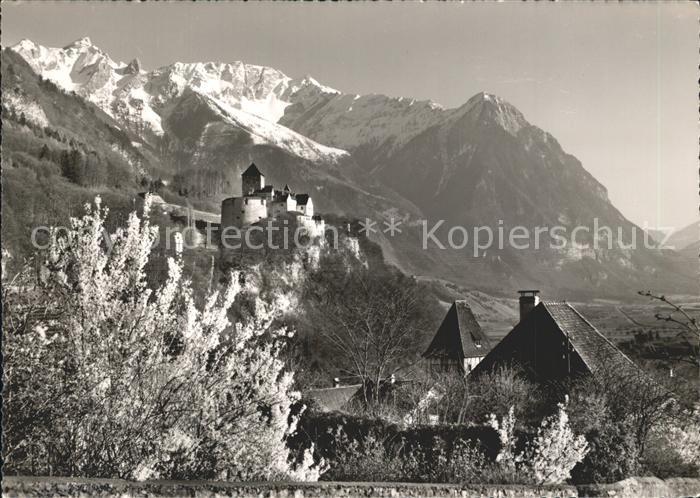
[274,192,292,202]
[283,184,291,192]
[253,185,274,195]
[423,301,491,360]
[242,163,263,178]
[295,194,310,206]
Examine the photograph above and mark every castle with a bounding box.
[221,163,316,229]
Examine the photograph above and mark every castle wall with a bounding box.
[221,198,238,229]
[221,165,316,233]
[271,196,297,218]
[298,198,314,217]
[221,196,267,228]
[297,215,324,240]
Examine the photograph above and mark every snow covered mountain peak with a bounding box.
[121,58,142,75]
[63,36,95,50]
[10,38,347,124]
[187,89,349,163]
[14,38,40,51]
[10,37,531,165]
[296,75,339,95]
[10,37,353,163]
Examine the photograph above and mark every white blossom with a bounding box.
[487,401,588,484]
[4,195,323,481]
[523,401,589,484]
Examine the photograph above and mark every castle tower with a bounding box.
[241,163,264,195]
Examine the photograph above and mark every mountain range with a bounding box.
[4,37,697,298]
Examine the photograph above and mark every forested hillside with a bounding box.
[1,48,167,273]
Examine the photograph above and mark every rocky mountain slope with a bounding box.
[664,220,700,251]
[8,38,697,298]
[11,38,342,155]
[1,47,166,272]
[11,38,417,218]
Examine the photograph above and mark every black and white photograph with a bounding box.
[1,2,698,497]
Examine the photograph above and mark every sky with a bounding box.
[2,2,697,230]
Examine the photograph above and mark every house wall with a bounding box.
[463,356,483,373]
[426,356,483,375]
[427,356,462,375]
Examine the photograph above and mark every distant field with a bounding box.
[419,276,699,342]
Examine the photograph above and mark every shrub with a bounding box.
[564,366,678,483]
[324,428,491,484]
[641,405,700,478]
[290,409,500,482]
[294,402,588,484]
[325,428,405,481]
[521,401,589,484]
[571,421,640,484]
[467,365,544,426]
[488,403,588,485]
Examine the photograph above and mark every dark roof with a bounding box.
[303,385,362,412]
[471,301,642,380]
[253,186,274,194]
[242,163,264,177]
[273,193,291,202]
[283,184,291,192]
[542,301,640,377]
[423,301,491,360]
[295,194,310,206]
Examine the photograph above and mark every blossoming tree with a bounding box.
[488,401,588,484]
[3,196,323,481]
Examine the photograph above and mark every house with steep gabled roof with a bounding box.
[423,300,492,373]
[470,295,643,382]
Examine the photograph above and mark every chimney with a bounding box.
[332,377,340,388]
[518,290,540,321]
